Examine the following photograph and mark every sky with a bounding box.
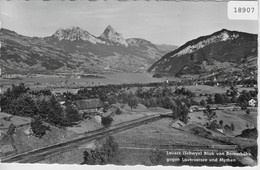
[0,0,258,46]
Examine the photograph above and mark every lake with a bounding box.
[0,72,181,92]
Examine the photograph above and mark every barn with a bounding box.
[73,99,103,117]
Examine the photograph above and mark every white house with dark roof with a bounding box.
[248,98,257,107]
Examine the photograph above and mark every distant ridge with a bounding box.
[148,29,257,79]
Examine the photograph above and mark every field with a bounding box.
[114,118,220,146]
[188,109,257,136]
[0,112,79,157]
[66,104,170,134]
[184,85,228,95]
[113,118,223,165]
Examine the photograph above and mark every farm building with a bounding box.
[74,99,103,116]
[189,105,199,112]
[171,120,186,130]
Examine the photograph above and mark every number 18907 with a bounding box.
[234,7,255,13]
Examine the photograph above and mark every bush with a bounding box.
[115,108,122,115]
[101,116,113,127]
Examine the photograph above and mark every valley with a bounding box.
[0,27,258,166]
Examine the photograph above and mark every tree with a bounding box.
[237,91,251,109]
[115,108,122,115]
[219,120,223,126]
[206,96,214,104]
[162,86,173,97]
[102,136,119,163]
[38,96,65,126]
[231,123,235,131]
[200,100,207,107]
[65,101,81,123]
[127,94,139,110]
[107,95,117,105]
[82,136,118,165]
[135,87,144,98]
[214,93,225,104]
[203,105,217,128]
[172,100,189,124]
[31,117,50,138]
[4,83,29,99]
[6,94,38,118]
[240,102,248,110]
[162,97,176,109]
[246,109,250,115]
[101,116,113,127]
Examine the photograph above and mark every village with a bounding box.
[0,77,258,165]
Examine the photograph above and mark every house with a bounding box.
[59,101,66,105]
[170,120,186,130]
[189,105,199,112]
[248,98,257,107]
[74,99,103,116]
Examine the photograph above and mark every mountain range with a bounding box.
[0,26,177,74]
[148,29,258,80]
[1,27,257,79]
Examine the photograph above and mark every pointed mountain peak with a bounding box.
[101,25,119,37]
[100,25,128,47]
[52,26,105,44]
[105,25,115,32]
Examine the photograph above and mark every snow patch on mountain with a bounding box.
[174,31,239,57]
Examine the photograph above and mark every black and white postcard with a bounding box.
[0,0,258,168]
